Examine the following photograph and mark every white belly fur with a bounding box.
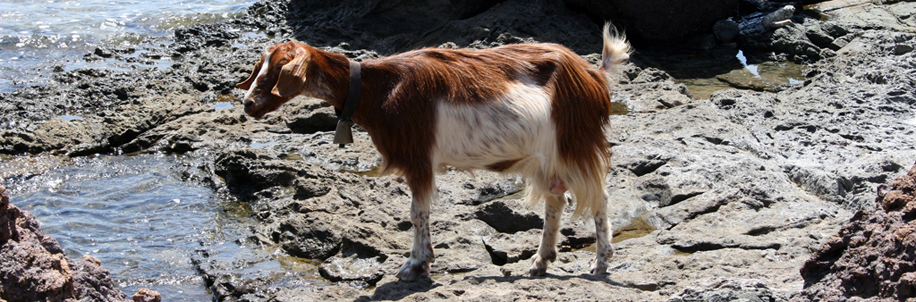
[433,82,558,179]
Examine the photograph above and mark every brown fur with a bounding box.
[237,27,631,279]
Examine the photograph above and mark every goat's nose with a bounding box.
[242,99,254,109]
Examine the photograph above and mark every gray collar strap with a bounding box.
[333,60,361,147]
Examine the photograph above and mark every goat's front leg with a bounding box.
[591,193,612,274]
[396,175,435,281]
[529,194,566,276]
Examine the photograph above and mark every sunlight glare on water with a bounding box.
[0,0,256,92]
[7,154,252,300]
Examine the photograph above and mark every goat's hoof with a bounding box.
[396,258,430,281]
[589,262,609,275]
[528,254,551,276]
[528,266,547,276]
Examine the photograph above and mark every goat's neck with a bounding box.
[305,48,353,111]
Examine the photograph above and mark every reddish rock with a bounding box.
[132,288,162,302]
[797,162,916,301]
[0,182,128,302]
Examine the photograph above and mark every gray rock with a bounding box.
[2,0,915,301]
[763,5,796,30]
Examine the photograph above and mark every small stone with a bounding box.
[133,288,162,302]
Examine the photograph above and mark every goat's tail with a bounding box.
[599,23,631,75]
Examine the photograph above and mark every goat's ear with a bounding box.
[271,49,310,98]
[236,55,264,90]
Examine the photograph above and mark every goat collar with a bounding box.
[333,60,361,147]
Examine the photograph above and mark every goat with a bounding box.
[236,24,631,281]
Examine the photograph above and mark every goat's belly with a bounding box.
[433,83,556,173]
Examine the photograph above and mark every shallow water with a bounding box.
[4,154,255,300]
[0,0,256,92]
[637,47,808,100]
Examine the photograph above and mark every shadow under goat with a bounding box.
[235,24,631,281]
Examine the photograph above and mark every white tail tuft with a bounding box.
[600,23,632,74]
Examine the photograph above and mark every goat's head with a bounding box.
[236,41,311,119]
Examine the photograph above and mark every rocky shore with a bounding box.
[2,0,915,301]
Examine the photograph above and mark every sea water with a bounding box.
[0,0,256,93]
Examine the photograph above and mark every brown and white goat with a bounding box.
[236,25,631,280]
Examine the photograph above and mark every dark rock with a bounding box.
[714,19,740,43]
[283,97,338,134]
[283,0,603,54]
[896,43,914,55]
[821,21,849,38]
[797,162,916,301]
[805,25,835,49]
[213,149,304,199]
[564,0,740,45]
[474,199,543,234]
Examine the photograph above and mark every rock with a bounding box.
[318,254,387,286]
[277,213,343,259]
[0,182,129,302]
[797,162,916,301]
[284,97,338,134]
[2,0,916,300]
[714,19,740,43]
[132,288,162,302]
[481,230,540,265]
[896,43,915,55]
[565,0,741,45]
[474,199,543,234]
[668,278,786,302]
[805,25,836,49]
[763,5,796,30]
[282,0,603,54]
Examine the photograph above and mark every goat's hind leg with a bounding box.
[529,192,566,276]
[590,192,612,275]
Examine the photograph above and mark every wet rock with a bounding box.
[214,149,306,199]
[0,182,129,302]
[797,162,916,301]
[174,23,240,53]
